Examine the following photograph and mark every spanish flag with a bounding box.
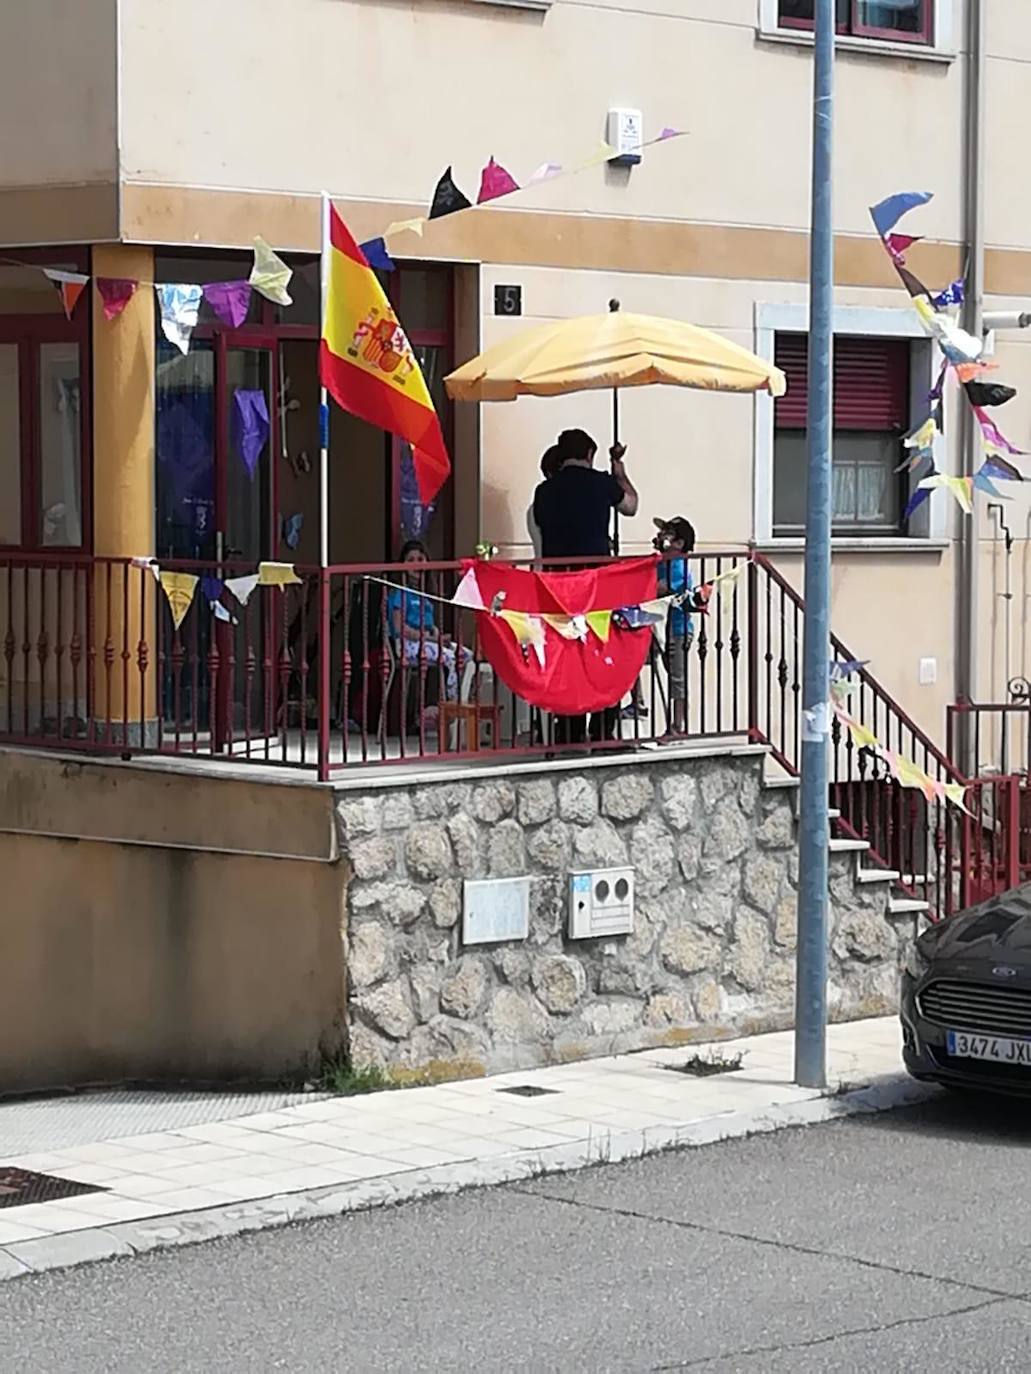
[320,204,450,503]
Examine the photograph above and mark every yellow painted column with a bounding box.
[90,244,157,740]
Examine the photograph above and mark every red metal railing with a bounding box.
[1,547,1020,921]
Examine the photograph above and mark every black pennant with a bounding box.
[429,167,472,220]
[964,380,1017,409]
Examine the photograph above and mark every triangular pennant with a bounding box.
[903,484,934,521]
[932,279,965,309]
[981,452,1023,482]
[956,361,999,383]
[358,238,396,272]
[43,269,89,320]
[200,575,224,603]
[585,609,612,643]
[96,277,137,321]
[429,167,472,220]
[585,140,618,168]
[527,162,562,185]
[249,236,293,306]
[973,470,1008,500]
[159,571,198,631]
[542,613,588,641]
[869,190,933,239]
[156,283,203,355]
[658,126,685,141]
[904,415,938,450]
[974,407,1025,456]
[884,233,922,264]
[918,473,974,515]
[384,217,425,239]
[203,280,252,328]
[895,266,933,299]
[964,380,1016,409]
[257,560,302,587]
[225,573,260,606]
[477,156,520,204]
[451,567,486,610]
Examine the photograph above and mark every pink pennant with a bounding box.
[527,162,562,185]
[884,233,922,264]
[658,126,685,140]
[96,277,138,321]
[203,280,252,328]
[974,406,1025,456]
[477,156,520,204]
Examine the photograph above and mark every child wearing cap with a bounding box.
[652,516,696,738]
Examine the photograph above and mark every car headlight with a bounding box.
[904,942,932,981]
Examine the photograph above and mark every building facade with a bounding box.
[0,0,1025,749]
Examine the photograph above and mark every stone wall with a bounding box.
[336,751,904,1078]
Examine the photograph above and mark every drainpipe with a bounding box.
[956,0,985,770]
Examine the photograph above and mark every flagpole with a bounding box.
[318,190,332,780]
[319,191,331,569]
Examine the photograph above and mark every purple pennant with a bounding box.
[203,280,252,328]
[233,389,270,479]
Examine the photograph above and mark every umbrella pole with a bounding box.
[611,385,620,555]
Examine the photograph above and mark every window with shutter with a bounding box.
[778,0,932,44]
[772,334,911,537]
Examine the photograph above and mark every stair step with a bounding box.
[889,896,930,916]
[856,866,900,885]
[829,838,869,853]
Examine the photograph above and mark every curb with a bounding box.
[0,1072,937,1284]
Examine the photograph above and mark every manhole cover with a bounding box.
[0,1167,107,1210]
[496,1085,560,1098]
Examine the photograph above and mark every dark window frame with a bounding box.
[778,0,933,45]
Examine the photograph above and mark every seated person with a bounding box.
[387,540,470,703]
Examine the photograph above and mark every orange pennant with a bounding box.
[43,269,89,321]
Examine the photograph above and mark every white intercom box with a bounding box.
[568,867,635,939]
[606,108,643,167]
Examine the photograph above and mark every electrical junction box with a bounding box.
[606,108,643,167]
[568,867,635,939]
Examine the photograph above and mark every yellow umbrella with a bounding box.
[445,301,786,551]
[444,305,786,402]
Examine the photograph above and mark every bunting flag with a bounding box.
[477,157,520,204]
[499,610,547,665]
[912,295,983,362]
[981,452,1024,482]
[358,238,396,272]
[282,513,304,550]
[833,700,969,811]
[904,415,938,450]
[585,140,618,167]
[451,567,487,610]
[658,127,686,140]
[918,472,974,515]
[96,277,137,321]
[43,269,89,320]
[903,484,933,520]
[225,573,260,606]
[159,571,199,631]
[204,280,252,328]
[384,217,426,239]
[257,561,302,587]
[830,658,869,679]
[974,406,1025,456]
[956,361,998,383]
[972,469,1008,499]
[321,204,451,503]
[584,609,612,643]
[542,613,589,641]
[932,279,965,309]
[233,389,270,478]
[885,233,921,264]
[964,380,1016,409]
[200,575,238,624]
[249,236,293,306]
[527,162,562,185]
[869,190,933,239]
[156,283,203,354]
[429,167,472,220]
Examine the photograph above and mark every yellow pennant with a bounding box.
[904,416,937,450]
[918,473,973,515]
[159,571,198,631]
[542,613,587,641]
[384,218,426,239]
[500,610,547,666]
[250,237,293,307]
[585,609,612,643]
[258,561,302,587]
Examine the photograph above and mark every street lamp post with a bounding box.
[794,0,835,1089]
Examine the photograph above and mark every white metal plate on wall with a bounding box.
[568,867,635,939]
[462,877,530,945]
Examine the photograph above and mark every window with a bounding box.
[778,0,932,43]
[773,335,911,537]
[0,256,90,551]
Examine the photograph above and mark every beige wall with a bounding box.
[0,751,345,1092]
[0,0,118,242]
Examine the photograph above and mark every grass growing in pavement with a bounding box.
[313,1057,395,1097]
[669,1049,745,1078]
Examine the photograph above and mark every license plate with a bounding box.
[947,1030,1031,1065]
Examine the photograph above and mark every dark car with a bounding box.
[902,884,1031,1094]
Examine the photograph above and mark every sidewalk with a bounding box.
[0,1016,932,1282]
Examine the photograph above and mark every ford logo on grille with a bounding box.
[993,965,1019,978]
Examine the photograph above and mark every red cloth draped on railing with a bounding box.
[468,555,659,714]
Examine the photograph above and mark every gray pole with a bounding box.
[794,0,834,1089]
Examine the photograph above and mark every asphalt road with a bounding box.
[4,1093,1031,1372]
